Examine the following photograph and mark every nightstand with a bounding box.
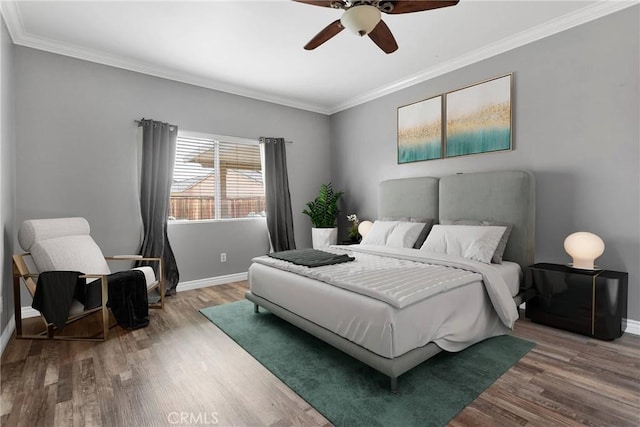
[525,263,628,340]
[339,239,360,245]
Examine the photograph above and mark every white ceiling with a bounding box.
[1,1,633,114]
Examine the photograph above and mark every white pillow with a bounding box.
[30,235,111,275]
[420,225,507,264]
[386,222,427,248]
[18,217,90,251]
[360,221,399,245]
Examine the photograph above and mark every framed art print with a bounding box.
[445,74,512,158]
[397,95,443,163]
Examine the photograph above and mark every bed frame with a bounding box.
[246,170,535,392]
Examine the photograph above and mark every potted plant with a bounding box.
[347,214,361,243]
[302,183,344,248]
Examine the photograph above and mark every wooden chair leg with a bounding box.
[101,276,109,340]
[159,259,165,309]
[12,262,23,338]
[13,252,166,341]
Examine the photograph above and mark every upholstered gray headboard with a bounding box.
[379,177,439,219]
[378,171,535,270]
[439,171,535,269]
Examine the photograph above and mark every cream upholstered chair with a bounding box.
[13,217,164,341]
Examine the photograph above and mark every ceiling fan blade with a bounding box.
[304,20,344,50]
[368,20,398,54]
[292,0,346,9]
[385,0,459,14]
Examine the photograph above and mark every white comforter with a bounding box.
[251,244,519,328]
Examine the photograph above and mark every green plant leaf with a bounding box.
[301,182,343,228]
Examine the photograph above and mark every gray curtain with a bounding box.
[262,137,296,252]
[138,119,180,294]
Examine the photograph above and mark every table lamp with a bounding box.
[358,220,373,238]
[564,231,605,270]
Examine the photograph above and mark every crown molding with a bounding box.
[1,0,330,114]
[19,31,330,114]
[328,1,638,114]
[2,1,636,116]
[0,0,23,41]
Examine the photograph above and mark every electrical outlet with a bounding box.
[220,252,227,263]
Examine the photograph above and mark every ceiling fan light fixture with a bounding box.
[340,5,381,36]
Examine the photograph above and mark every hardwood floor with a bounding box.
[2,281,639,426]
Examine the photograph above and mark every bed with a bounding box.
[246,170,535,391]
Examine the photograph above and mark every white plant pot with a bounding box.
[312,227,338,249]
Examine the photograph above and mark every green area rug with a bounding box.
[200,300,534,427]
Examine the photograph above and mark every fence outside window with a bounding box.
[170,133,265,221]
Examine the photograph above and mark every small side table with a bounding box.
[525,263,628,340]
[339,239,360,245]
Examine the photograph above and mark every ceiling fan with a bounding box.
[294,0,460,54]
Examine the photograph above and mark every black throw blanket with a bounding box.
[95,270,149,330]
[268,248,355,267]
[33,271,83,329]
[33,270,149,331]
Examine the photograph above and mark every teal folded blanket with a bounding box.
[267,248,355,267]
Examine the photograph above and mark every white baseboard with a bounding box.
[15,272,248,321]
[624,318,640,336]
[0,316,16,356]
[11,304,640,338]
[21,306,40,319]
[5,279,636,356]
[1,272,245,356]
[176,272,248,293]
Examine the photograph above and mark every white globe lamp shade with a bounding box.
[358,220,374,238]
[340,5,381,36]
[564,232,605,270]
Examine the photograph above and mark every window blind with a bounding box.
[170,134,265,221]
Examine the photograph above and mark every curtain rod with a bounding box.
[134,118,177,128]
[259,137,293,144]
[135,121,292,143]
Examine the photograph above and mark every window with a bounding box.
[170,132,265,221]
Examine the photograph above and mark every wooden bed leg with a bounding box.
[390,377,398,394]
[254,304,259,314]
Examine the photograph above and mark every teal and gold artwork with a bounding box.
[397,95,442,163]
[445,74,512,157]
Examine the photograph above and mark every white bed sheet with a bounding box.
[492,261,522,297]
[249,262,511,359]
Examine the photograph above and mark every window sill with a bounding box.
[168,217,266,225]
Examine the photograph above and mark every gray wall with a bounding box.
[14,47,330,291]
[1,17,16,335]
[330,8,640,321]
[5,8,639,327]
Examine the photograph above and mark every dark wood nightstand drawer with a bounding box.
[525,263,628,340]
